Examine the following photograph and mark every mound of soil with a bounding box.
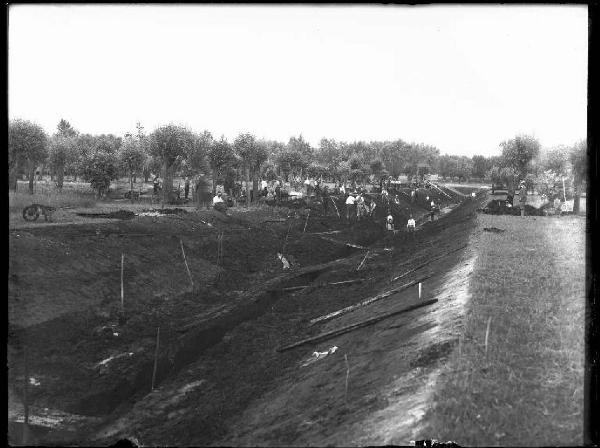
[76,210,137,220]
[150,208,188,215]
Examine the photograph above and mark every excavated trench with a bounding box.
[69,262,346,418]
[70,288,284,416]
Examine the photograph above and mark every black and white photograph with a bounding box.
[7,4,590,446]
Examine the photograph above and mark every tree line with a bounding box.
[9,118,586,207]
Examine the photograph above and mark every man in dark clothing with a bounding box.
[322,187,330,216]
[519,181,527,217]
[184,176,190,199]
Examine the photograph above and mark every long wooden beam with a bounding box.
[309,275,431,325]
[278,298,438,352]
[392,244,467,283]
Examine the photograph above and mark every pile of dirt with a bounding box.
[76,210,137,220]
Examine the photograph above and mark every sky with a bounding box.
[8,5,588,157]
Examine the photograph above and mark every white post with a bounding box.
[303,209,311,233]
[562,177,567,202]
[120,254,124,310]
[418,282,422,300]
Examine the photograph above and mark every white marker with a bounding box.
[418,282,422,299]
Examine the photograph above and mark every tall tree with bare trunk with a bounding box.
[9,119,48,194]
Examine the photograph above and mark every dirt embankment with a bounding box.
[8,190,484,446]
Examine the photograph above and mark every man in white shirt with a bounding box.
[213,191,224,204]
[386,213,394,232]
[345,194,356,221]
[407,215,416,233]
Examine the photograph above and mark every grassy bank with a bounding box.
[417,214,585,446]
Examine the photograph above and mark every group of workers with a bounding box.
[342,185,439,235]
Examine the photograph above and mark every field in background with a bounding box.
[417,213,585,446]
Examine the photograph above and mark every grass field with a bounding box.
[417,213,585,446]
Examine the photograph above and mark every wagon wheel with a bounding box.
[22,205,40,221]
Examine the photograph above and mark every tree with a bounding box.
[72,133,97,182]
[209,136,236,193]
[48,136,77,190]
[277,148,309,181]
[56,119,78,138]
[370,159,384,176]
[134,123,153,183]
[47,119,80,188]
[118,135,148,200]
[471,155,491,179]
[234,133,268,202]
[184,130,212,177]
[500,134,541,180]
[570,140,586,213]
[82,149,120,198]
[149,124,197,203]
[76,134,122,197]
[9,119,48,193]
[316,138,343,175]
[541,145,571,175]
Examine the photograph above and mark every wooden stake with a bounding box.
[23,346,29,425]
[303,209,311,233]
[331,197,341,219]
[485,316,492,357]
[309,275,431,325]
[180,239,194,290]
[418,282,422,300]
[120,253,124,310]
[344,354,350,403]
[279,298,438,352]
[151,327,160,391]
[281,222,292,257]
[356,250,370,271]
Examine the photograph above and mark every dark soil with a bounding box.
[8,192,484,446]
[76,210,137,220]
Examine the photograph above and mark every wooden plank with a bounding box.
[278,298,438,352]
[274,278,366,293]
[309,275,431,325]
[392,244,467,283]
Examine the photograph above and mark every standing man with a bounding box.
[553,195,562,217]
[386,212,395,232]
[184,176,191,200]
[407,214,416,238]
[430,200,437,222]
[356,193,365,221]
[153,175,161,195]
[345,193,356,222]
[322,186,330,216]
[519,181,527,217]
